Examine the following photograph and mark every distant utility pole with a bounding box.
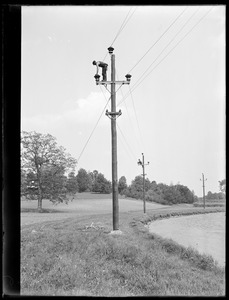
[138,153,149,214]
[93,47,131,231]
[200,173,207,209]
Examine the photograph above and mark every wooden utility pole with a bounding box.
[110,51,119,230]
[138,153,149,214]
[94,47,131,230]
[200,173,207,209]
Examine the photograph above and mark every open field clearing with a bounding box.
[21,194,219,227]
[21,200,225,296]
[21,193,174,226]
[22,192,216,227]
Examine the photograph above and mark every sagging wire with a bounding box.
[128,6,188,74]
[103,6,137,62]
[117,123,138,163]
[128,84,147,154]
[77,95,111,162]
[116,72,142,154]
[118,6,213,106]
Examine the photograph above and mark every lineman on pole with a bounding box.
[92,60,108,81]
[93,47,132,231]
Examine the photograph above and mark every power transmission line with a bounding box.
[111,6,137,47]
[130,6,212,94]
[124,6,200,98]
[119,7,200,105]
[116,74,142,154]
[118,6,213,106]
[103,7,137,62]
[99,84,111,109]
[128,85,146,153]
[99,83,139,163]
[117,123,138,163]
[117,128,137,164]
[77,96,111,162]
[128,6,188,73]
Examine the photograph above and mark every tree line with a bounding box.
[21,131,225,211]
[118,176,197,205]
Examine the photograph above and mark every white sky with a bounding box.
[21,5,225,197]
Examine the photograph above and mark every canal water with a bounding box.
[147,212,225,266]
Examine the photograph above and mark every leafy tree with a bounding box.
[206,191,214,200]
[191,190,198,202]
[90,170,99,184]
[21,170,39,200]
[145,181,166,204]
[127,176,151,199]
[92,173,111,194]
[159,184,182,204]
[66,171,78,195]
[219,179,226,194]
[145,189,166,204]
[175,184,194,203]
[150,181,164,196]
[206,190,225,200]
[76,168,91,192]
[21,131,77,211]
[21,169,27,196]
[87,170,99,192]
[129,176,143,199]
[87,170,93,192]
[118,176,127,194]
[41,165,68,202]
[121,185,132,198]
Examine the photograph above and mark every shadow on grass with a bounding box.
[21,208,69,213]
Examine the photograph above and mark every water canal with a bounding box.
[147,212,225,266]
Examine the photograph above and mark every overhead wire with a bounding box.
[77,93,111,162]
[116,72,142,155]
[98,68,140,165]
[103,6,137,62]
[81,7,213,165]
[110,6,137,47]
[85,77,136,161]
[83,3,138,167]
[120,90,142,153]
[119,7,199,105]
[101,78,140,161]
[128,6,188,74]
[128,6,213,97]
[128,85,147,154]
[117,123,138,163]
[118,6,213,106]
[128,6,200,94]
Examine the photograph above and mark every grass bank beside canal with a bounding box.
[21,206,225,296]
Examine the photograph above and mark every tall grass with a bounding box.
[21,209,225,296]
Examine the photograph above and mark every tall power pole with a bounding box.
[138,153,149,214]
[200,173,207,209]
[93,47,131,231]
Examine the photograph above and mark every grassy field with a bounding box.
[21,193,225,296]
[21,193,173,226]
